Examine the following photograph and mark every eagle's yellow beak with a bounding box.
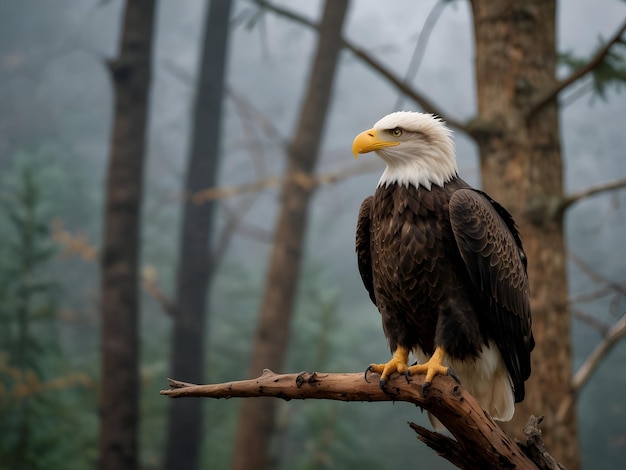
[352,128,400,159]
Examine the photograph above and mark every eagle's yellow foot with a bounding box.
[406,347,459,395]
[365,346,410,389]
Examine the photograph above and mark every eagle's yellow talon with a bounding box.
[366,346,410,389]
[407,346,449,384]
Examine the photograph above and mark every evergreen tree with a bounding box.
[0,166,84,468]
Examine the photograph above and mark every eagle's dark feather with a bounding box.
[356,196,376,306]
[356,177,534,403]
[449,188,533,401]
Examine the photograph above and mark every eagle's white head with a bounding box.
[352,111,458,190]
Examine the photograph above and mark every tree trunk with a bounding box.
[99,1,156,469]
[470,1,579,468]
[164,0,232,469]
[230,1,349,469]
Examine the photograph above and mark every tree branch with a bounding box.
[52,219,98,261]
[572,312,626,390]
[394,0,451,110]
[570,286,618,305]
[517,416,566,470]
[560,177,626,214]
[249,0,468,134]
[161,369,559,469]
[183,156,471,209]
[557,312,626,424]
[409,422,469,468]
[572,308,611,336]
[528,18,626,118]
[192,161,381,204]
[569,251,626,298]
[141,267,178,317]
[573,312,626,391]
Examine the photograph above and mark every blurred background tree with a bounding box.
[0,164,96,469]
[164,0,232,469]
[231,1,348,468]
[99,1,156,469]
[0,1,625,469]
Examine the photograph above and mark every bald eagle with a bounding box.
[352,111,533,424]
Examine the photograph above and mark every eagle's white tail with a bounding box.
[416,341,515,430]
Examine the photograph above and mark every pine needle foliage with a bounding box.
[0,165,95,469]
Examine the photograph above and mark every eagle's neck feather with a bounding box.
[376,142,458,190]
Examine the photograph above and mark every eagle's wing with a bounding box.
[356,196,377,306]
[449,189,534,402]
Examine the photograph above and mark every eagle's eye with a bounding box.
[389,127,403,137]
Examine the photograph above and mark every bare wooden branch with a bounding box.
[560,177,626,214]
[528,17,626,118]
[409,422,469,468]
[192,161,381,204]
[573,312,626,391]
[394,0,450,110]
[572,308,611,336]
[557,312,626,423]
[211,197,257,269]
[570,286,617,305]
[226,84,287,148]
[52,219,99,261]
[560,177,626,213]
[559,80,596,109]
[572,312,626,390]
[141,267,178,317]
[412,415,563,470]
[517,416,566,470]
[51,223,181,319]
[250,0,469,134]
[161,369,557,469]
[569,251,626,298]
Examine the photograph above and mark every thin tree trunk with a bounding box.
[99,1,156,469]
[470,1,579,468]
[164,1,232,469]
[230,1,349,468]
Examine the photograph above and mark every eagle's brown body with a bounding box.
[357,178,533,404]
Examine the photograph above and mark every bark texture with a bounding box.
[470,1,578,468]
[230,1,349,469]
[99,1,156,469]
[164,1,232,469]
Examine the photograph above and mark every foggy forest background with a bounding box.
[1,0,625,469]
